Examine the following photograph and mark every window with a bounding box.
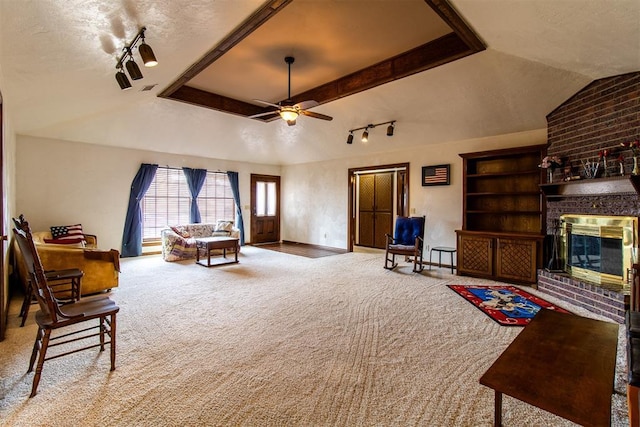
[141,167,235,240]
[256,181,276,216]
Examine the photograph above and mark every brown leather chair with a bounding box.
[12,215,120,397]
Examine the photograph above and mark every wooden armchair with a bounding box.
[12,215,120,397]
[384,216,425,272]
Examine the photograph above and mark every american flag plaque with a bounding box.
[422,164,450,186]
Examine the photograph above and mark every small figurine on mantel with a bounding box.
[618,154,625,176]
[620,139,640,175]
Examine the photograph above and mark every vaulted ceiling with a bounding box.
[0,0,638,165]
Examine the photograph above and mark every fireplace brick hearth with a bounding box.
[537,270,627,323]
[537,71,640,322]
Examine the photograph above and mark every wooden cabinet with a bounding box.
[456,145,546,284]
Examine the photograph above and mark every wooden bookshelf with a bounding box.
[456,144,546,284]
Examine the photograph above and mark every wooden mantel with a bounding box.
[540,175,640,198]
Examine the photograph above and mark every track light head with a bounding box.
[126,55,143,80]
[139,41,158,67]
[362,129,369,143]
[115,68,131,90]
[387,122,395,136]
[347,132,354,144]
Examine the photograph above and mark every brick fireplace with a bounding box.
[538,71,640,323]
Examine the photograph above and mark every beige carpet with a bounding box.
[0,247,629,426]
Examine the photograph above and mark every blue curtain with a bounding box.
[121,163,158,257]
[183,167,207,223]
[227,171,245,245]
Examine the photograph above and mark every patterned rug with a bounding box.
[448,285,571,326]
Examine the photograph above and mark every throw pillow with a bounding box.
[50,224,85,242]
[170,225,191,238]
[214,220,234,232]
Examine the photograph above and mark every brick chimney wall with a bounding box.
[539,71,640,322]
[545,71,640,233]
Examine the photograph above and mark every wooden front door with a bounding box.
[358,172,393,249]
[250,174,280,244]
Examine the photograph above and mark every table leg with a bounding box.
[494,390,502,427]
[429,249,433,270]
[450,252,455,274]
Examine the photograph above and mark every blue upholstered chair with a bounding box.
[384,216,425,272]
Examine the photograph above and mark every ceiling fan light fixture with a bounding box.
[279,108,299,123]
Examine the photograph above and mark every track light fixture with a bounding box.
[346,120,396,144]
[115,66,132,90]
[346,131,354,144]
[114,27,158,90]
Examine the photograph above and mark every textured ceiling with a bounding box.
[0,0,639,165]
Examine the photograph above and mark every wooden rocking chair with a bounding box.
[384,216,425,272]
[12,215,120,397]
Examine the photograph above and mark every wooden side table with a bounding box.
[480,309,618,427]
[429,246,456,274]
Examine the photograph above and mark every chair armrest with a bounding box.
[84,234,98,248]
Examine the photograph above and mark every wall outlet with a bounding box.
[411,208,416,214]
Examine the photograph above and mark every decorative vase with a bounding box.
[548,168,554,183]
[633,156,640,176]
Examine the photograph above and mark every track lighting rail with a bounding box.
[347,120,396,144]
[114,27,158,90]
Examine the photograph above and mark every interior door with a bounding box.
[358,172,393,249]
[251,174,280,244]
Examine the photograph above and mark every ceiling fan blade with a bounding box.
[295,100,318,110]
[300,110,333,121]
[253,99,281,109]
[248,111,280,119]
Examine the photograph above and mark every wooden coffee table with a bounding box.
[194,236,239,267]
[479,308,618,427]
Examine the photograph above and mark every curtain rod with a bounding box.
[161,165,229,173]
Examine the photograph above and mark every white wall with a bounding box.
[16,135,281,251]
[15,128,546,254]
[282,129,547,250]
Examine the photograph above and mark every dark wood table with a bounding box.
[479,308,619,427]
[195,236,239,267]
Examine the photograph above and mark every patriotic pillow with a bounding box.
[50,224,85,242]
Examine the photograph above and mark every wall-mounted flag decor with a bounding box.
[422,164,450,186]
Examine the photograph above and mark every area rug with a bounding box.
[448,284,571,326]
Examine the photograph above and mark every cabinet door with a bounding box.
[458,234,493,276]
[495,238,537,283]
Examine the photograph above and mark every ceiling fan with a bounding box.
[248,56,333,126]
